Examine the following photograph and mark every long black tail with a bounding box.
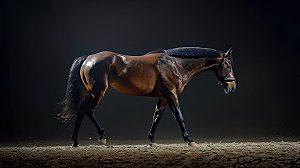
[58,55,88,122]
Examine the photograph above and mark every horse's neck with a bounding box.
[179,57,219,80]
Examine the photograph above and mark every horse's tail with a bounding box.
[58,55,88,122]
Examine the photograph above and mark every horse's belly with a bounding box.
[110,72,158,96]
[110,82,149,96]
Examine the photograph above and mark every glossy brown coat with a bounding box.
[60,48,236,147]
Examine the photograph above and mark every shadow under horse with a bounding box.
[58,47,237,147]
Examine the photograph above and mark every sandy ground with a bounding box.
[0,140,300,167]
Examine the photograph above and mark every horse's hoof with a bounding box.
[150,142,159,147]
[72,143,79,147]
[189,141,199,147]
[99,138,107,145]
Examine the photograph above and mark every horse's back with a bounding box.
[80,51,165,96]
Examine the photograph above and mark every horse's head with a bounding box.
[214,48,236,94]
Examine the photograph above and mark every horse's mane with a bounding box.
[148,47,220,58]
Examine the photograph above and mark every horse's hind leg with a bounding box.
[86,111,106,144]
[71,100,88,147]
[85,88,108,145]
[86,96,106,144]
[71,88,107,147]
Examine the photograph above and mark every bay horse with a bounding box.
[58,47,236,147]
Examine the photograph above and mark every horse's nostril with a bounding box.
[228,81,236,89]
[232,81,237,90]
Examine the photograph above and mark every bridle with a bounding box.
[219,57,236,82]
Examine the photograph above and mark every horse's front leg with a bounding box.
[167,91,198,147]
[148,98,167,146]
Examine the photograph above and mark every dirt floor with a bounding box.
[0,139,300,167]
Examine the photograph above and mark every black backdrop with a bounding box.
[2,0,300,141]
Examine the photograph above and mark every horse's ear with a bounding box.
[225,47,233,58]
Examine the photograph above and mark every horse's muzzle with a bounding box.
[224,81,236,94]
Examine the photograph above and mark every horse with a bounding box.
[58,47,236,147]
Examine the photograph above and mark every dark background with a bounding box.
[2,0,300,141]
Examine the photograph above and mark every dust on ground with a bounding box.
[0,139,300,167]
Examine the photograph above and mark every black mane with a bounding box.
[148,47,220,58]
